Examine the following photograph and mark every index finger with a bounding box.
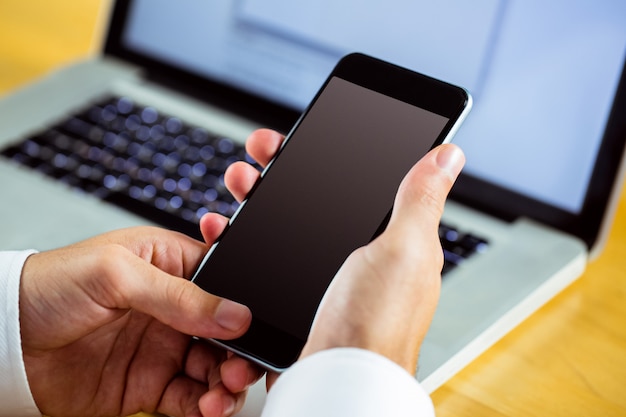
[245,129,285,167]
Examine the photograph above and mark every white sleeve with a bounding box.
[0,250,41,417]
[261,348,435,417]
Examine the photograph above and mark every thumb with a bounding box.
[388,143,465,241]
[109,249,252,340]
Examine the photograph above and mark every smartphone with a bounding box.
[191,53,472,371]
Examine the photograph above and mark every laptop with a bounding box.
[1,1,625,415]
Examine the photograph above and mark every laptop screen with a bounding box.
[107,0,626,247]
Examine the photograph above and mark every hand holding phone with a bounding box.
[192,53,472,371]
[297,143,466,377]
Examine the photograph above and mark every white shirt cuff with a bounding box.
[262,347,435,417]
[0,250,41,417]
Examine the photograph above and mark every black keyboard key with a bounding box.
[457,233,489,255]
[104,192,202,239]
[439,222,489,275]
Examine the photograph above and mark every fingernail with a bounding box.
[223,396,236,416]
[215,300,251,331]
[436,145,465,180]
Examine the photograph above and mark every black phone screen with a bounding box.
[192,54,468,370]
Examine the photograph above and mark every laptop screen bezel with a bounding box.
[103,0,626,251]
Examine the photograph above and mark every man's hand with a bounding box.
[20,209,262,416]
[300,143,464,372]
[225,129,465,386]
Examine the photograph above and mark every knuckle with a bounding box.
[169,278,194,307]
[92,244,127,274]
[89,244,134,304]
[417,181,447,221]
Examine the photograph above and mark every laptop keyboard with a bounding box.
[1,96,259,238]
[1,95,487,274]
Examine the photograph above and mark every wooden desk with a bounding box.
[3,1,625,416]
